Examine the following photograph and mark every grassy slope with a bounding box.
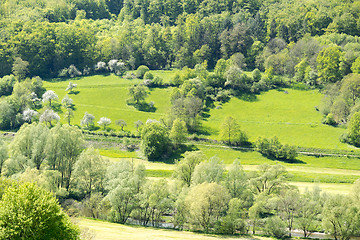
[202,88,352,150]
[43,74,172,132]
[43,73,360,193]
[78,218,270,240]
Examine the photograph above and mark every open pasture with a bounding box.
[78,218,270,240]
[43,74,172,132]
[202,88,353,151]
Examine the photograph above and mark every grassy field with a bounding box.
[202,88,353,151]
[78,218,270,240]
[42,73,360,194]
[43,74,172,132]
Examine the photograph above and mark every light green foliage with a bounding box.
[9,123,49,170]
[347,112,360,146]
[72,147,109,197]
[133,179,173,226]
[173,151,205,187]
[141,122,170,161]
[105,161,146,224]
[217,198,248,234]
[185,182,230,232]
[143,71,154,80]
[169,118,187,147]
[351,57,360,73]
[264,216,287,239]
[128,84,149,105]
[317,45,343,83]
[0,182,80,240]
[136,65,150,79]
[225,160,249,200]
[297,187,322,237]
[275,189,301,236]
[255,136,297,162]
[191,157,224,185]
[45,124,83,189]
[0,140,7,174]
[219,116,248,146]
[19,168,62,196]
[322,194,360,240]
[214,59,230,78]
[249,164,288,195]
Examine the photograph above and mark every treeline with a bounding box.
[0,0,359,79]
[1,126,360,239]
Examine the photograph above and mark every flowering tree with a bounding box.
[42,90,58,107]
[98,117,111,131]
[39,109,60,127]
[22,108,38,123]
[80,112,95,129]
[65,82,77,93]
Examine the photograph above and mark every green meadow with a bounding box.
[43,73,360,194]
[78,218,271,240]
[202,88,352,151]
[43,74,172,132]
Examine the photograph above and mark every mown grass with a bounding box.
[202,88,355,151]
[99,149,138,159]
[290,182,353,195]
[43,74,173,132]
[196,144,360,170]
[146,169,173,178]
[78,218,270,240]
[286,171,359,184]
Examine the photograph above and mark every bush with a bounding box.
[136,65,150,79]
[264,216,287,238]
[0,182,80,239]
[141,122,170,161]
[255,137,298,162]
[322,113,337,126]
[143,71,154,80]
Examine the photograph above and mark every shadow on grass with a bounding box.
[235,93,258,102]
[127,102,157,112]
[260,153,306,164]
[69,90,80,95]
[51,103,63,113]
[160,144,199,164]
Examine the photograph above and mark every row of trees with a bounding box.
[0,0,359,80]
[1,121,360,239]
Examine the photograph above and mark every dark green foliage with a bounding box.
[141,122,170,161]
[255,137,298,162]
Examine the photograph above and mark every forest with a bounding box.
[1,0,360,239]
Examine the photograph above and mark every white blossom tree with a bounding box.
[22,108,38,123]
[42,90,58,107]
[108,59,126,76]
[67,65,82,78]
[95,61,107,72]
[65,82,77,93]
[61,95,73,109]
[39,109,60,127]
[80,112,95,129]
[98,117,111,131]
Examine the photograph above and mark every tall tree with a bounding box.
[219,116,247,145]
[72,147,108,197]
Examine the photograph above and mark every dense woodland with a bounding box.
[1,0,360,239]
